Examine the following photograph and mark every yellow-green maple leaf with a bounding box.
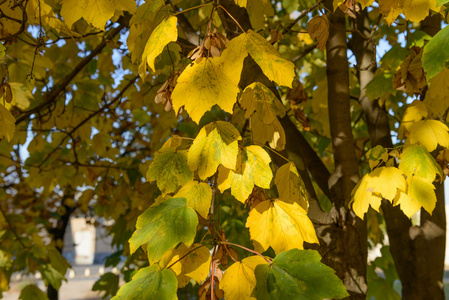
[171,57,240,123]
[398,100,428,139]
[146,147,193,195]
[394,176,437,218]
[187,121,241,180]
[424,68,449,120]
[408,120,449,152]
[402,0,437,24]
[174,181,212,219]
[0,104,15,142]
[274,162,308,209]
[61,0,136,29]
[351,167,406,218]
[220,256,268,300]
[160,243,211,288]
[246,200,318,254]
[218,145,273,203]
[140,16,178,77]
[223,30,295,88]
[399,144,442,182]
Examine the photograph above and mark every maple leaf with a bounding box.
[146,147,193,195]
[274,162,308,209]
[401,0,437,24]
[160,243,211,288]
[187,121,241,180]
[423,26,449,80]
[399,145,443,182]
[0,104,15,142]
[255,249,349,300]
[220,256,268,300]
[140,16,178,77]
[217,145,273,203]
[61,0,136,29]
[394,176,436,218]
[398,100,428,140]
[129,197,198,264]
[19,285,48,300]
[112,265,177,300]
[174,181,212,219]
[308,15,329,52]
[408,120,449,152]
[246,200,318,254]
[424,68,449,120]
[171,57,240,123]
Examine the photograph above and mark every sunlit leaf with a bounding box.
[218,145,273,203]
[399,144,442,183]
[246,200,318,254]
[146,147,193,195]
[424,68,449,120]
[423,25,449,80]
[255,249,349,300]
[408,120,449,152]
[129,198,198,264]
[220,256,269,300]
[174,181,212,219]
[274,162,308,209]
[112,265,177,300]
[398,100,428,140]
[188,121,241,180]
[394,176,437,218]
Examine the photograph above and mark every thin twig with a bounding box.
[220,241,272,264]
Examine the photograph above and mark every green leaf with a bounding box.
[423,25,449,80]
[174,181,212,219]
[146,147,193,195]
[140,16,178,76]
[112,265,177,300]
[0,104,15,142]
[188,121,241,180]
[92,273,119,298]
[255,249,349,300]
[129,197,198,264]
[171,57,241,123]
[437,0,449,6]
[365,72,395,100]
[39,264,65,290]
[19,285,49,300]
[399,145,442,182]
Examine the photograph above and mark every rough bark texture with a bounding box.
[322,2,367,297]
[353,10,446,300]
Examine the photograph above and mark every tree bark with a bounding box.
[352,10,446,300]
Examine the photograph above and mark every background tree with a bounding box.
[0,0,449,299]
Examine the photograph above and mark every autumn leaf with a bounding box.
[423,21,449,79]
[255,249,349,300]
[61,0,136,29]
[19,285,48,300]
[220,256,268,300]
[146,147,193,195]
[174,181,212,219]
[223,30,295,87]
[129,198,198,264]
[218,146,273,203]
[398,100,428,139]
[251,115,286,151]
[408,120,449,152]
[188,121,241,180]
[308,15,329,51]
[274,162,308,209]
[394,176,437,218]
[112,265,177,300]
[424,68,449,120]
[399,145,443,182]
[140,16,178,77]
[0,104,15,142]
[161,243,211,288]
[171,57,240,123]
[401,0,437,24]
[246,200,318,254]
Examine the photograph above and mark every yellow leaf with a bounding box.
[274,162,308,209]
[246,0,275,31]
[233,0,248,7]
[308,15,329,52]
[251,111,286,151]
[0,104,15,142]
[61,0,136,29]
[351,167,406,218]
[246,200,318,254]
[240,82,286,123]
[223,30,295,87]
[5,83,32,110]
[408,120,449,152]
[333,0,345,10]
[399,144,443,182]
[174,181,212,219]
[398,100,428,140]
[402,0,437,23]
[161,243,211,288]
[171,58,240,123]
[220,256,268,300]
[188,121,241,180]
[359,0,375,7]
[424,68,449,121]
[141,16,178,75]
[378,0,403,25]
[218,146,273,203]
[395,176,436,218]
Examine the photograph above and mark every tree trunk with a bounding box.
[352,10,446,300]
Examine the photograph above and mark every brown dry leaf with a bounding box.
[393,47,426,95]
[308,15,329,51]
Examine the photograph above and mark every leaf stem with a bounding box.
[217,5,245,33]
[220,241,272,264]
